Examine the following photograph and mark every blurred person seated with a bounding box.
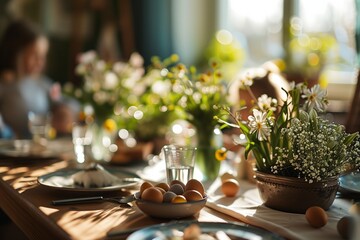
[0,19,77,139]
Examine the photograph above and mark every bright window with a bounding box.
[228,0,284,65]
[227,0,357,71]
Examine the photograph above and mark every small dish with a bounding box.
[0,139,71,159]
[38,167,141,192]
[134,194,207,219]
[127,220,284,240]
[339,171,360,193]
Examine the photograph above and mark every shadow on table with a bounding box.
[20,183,141,239]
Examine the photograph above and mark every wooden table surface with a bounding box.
[0,154,242,240]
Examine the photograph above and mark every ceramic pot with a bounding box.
[255,171,339,213]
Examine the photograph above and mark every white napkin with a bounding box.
[206,178,352,240]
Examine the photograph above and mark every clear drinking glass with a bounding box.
[163,145,197,184]
[72,123,93,164]
[28,112,50,143]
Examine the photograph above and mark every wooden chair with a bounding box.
[345,70,360,133]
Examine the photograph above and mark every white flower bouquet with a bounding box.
[65,52,185,142]
[219,73,360,183]
[64,51,145,123]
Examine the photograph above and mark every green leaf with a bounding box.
[344,132,359,146]
[299,110,309,122]
[309,109,319,131]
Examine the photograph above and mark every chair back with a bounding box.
[346,70,360,133]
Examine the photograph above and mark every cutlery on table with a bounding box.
[52,194,136,208]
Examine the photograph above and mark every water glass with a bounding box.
[163,145,197,184]
[28,112,50,143]
[72,123,93,164]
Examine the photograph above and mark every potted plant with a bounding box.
[217,68,360,213]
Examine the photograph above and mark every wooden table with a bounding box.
[2,148,357,240]
[0,156,241,240]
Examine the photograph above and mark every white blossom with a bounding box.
[248,109,271,141]
[257,94,277,112]
[75,64,86,75]
[78,50,96,64]
[95,60,106,71]
[151,80,171,97]
[238,74,253,88]
[103,71,118,89]
[129,52,144,68]
[302,84,327,112]
[113,62,127,74]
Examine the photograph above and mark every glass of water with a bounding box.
[72,123,93,164]
[163,145,197,184]
[28,112,50,143]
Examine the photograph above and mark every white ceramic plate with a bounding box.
[38,167,141,192]
[135,194,207,219]
[0,139,71,159]
[339,172,360,193]
[127,221,284,240]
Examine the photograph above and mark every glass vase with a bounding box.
[90,122,118,162]
[195,126,222,181]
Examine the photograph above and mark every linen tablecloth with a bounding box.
[206,177,358,240]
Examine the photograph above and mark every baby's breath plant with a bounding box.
[272,109,360,183]
[218,75,360,183]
